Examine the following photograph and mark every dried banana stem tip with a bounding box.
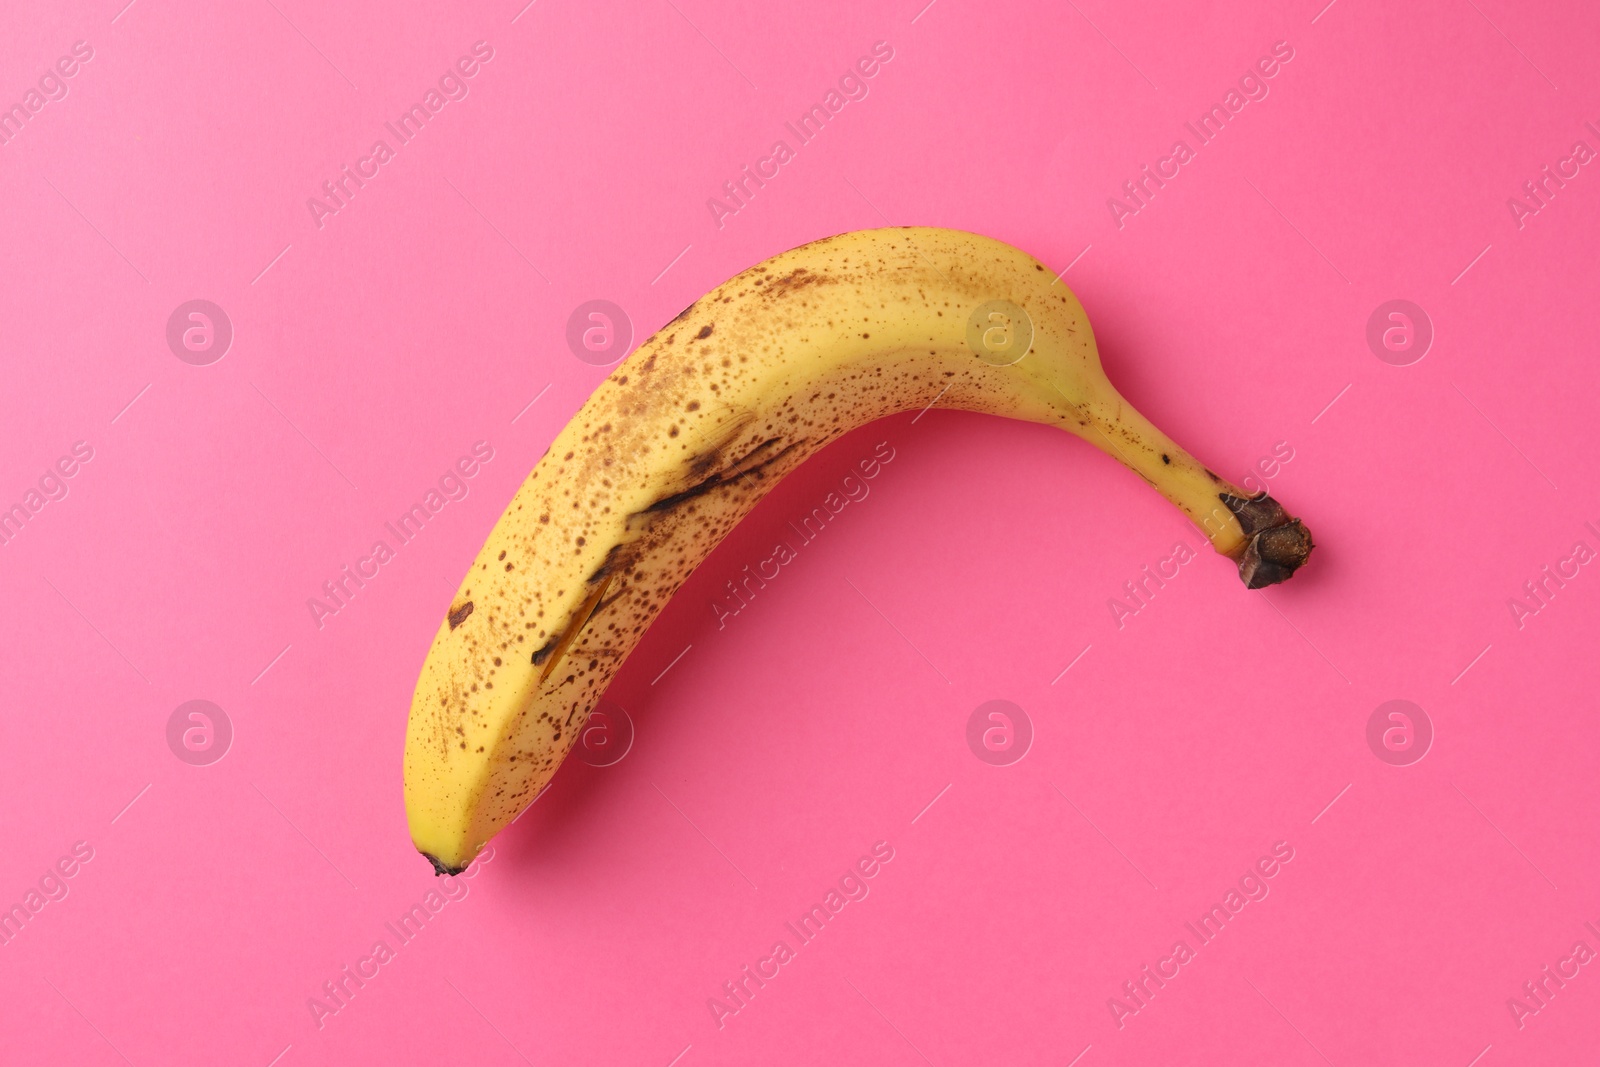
[1222,493,1315,589]
[424,852,469,877]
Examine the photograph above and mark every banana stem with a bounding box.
[1071,392,1314,588]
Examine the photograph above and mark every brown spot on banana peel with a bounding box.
[685,413,759,479]
[586,541,632,584]
[1221,493,1314,588]
[447,601,474,630]
[541,436,797,672]
[641,438,802,515]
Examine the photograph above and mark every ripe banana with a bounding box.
[404,226,1312,873]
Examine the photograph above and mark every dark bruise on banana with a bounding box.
[408,227,1314,874]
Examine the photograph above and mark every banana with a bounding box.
[404,226,1312,873]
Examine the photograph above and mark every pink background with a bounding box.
[3,0,1598,1063]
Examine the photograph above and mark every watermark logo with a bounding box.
[308,846,494,1030]
[1107,539,1198,629]
[706,42,895,230]
[1506,124,1598,230]
[1108,841,1295,1029]
[1506,922,1600,1030]
[0,40,95,149]
[966,700,1032,766]
[166,300,233,366]
[0,841,95,949]
[307,441,495,631]
[1107,41,1296,230]
[166,699,232,766]
[566,300,633,366]
[1507,525,1597,631]
[0,440,94,549]
[713,441,896,630]
[306,42,497,231]
[574,699,634,767]
[1239,441,1295,498]
[1365,699,1431,766]
[707,840,895,1030]
[1365,300,1431,366]
[966,301,1033,366]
